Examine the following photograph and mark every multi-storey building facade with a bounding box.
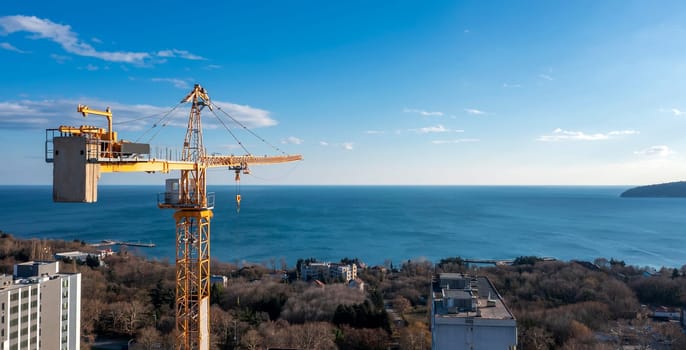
[300,262,358,282]
[0,261,80,350]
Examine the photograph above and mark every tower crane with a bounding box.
[45,84,302,350]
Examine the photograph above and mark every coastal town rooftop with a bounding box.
[432,273,515,320]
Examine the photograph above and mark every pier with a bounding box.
[90,240,156,248]
[463,257,556,266]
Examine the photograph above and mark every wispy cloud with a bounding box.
[318,141,352,150]
[0,15,205,65]
[538,74,554,81]
[659,107,684,116]
[50,53,70,63]
[0,42,28,53]
[156,49,205,61]
[537,128,639,142]
[281,136,303,145]
[79,64,100,71]
[409,124,463,134]
[205,64,222,70]
[0,15,150,63]
[634,145,674,157]
[365,130,385,135]
[151,78,191,89]
[502,83,521,88]
[403,108,444,117]
[464,108,486,115]
[431,139,480,144]
[0,98,277,130]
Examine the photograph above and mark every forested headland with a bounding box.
[1,232,685,349]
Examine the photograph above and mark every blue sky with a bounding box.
[1,1,686,185]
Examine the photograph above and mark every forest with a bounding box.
[1,232,685,349]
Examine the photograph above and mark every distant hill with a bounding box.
[620,181,686,197]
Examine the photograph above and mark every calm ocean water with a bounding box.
[1,185,685,268]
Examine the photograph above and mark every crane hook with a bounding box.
[235,170,241,213]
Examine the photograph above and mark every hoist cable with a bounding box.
[134,103,183,143]
[209,108,251,155]
[211,102,287,155]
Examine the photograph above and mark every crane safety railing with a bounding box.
[45,129,186,163]
[157,191,215,210]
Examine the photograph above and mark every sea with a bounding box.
[1,185,685,269]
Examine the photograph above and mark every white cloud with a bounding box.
[660,108,685,116]
[0,42,28,53]
[539,74,554,81]
[410,124,464,134]
[81,64,98,71]
[50,53,70,63]
[431,139,480,144]
[151,78,191,89]
[0,15,150,63]
[365,130,385,134]
[634,145,674,157]
[211,101,277,128]
[205,64,222,70]
[319,141,329,146]
[502,83,521,88]
[0,15,205,65]
[156,49,206,61]
[281,136,303,145]
[403,108,444,116]
[464,108,486,115]
[538,128,640,142]
[0,97,277,131]
[342,142,354,150]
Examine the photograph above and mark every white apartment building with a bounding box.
[0,261,81,350]
[301,262,358,282]
[431,273,517,350]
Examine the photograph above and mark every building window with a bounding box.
[10,293,18,301]
[62,280,68,288]
[30,289,37,296]
[10,318,18,326]
[1,302,4,310]
[30,301,37,308]
[20,291,28,299]
[10,306,18,314]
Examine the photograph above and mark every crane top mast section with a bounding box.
[178,84,212,209]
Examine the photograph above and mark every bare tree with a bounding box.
[242,329,262,350]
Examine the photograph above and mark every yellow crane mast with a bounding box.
[45,84,302,350]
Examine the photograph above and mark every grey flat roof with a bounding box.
[433,275,515,320]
